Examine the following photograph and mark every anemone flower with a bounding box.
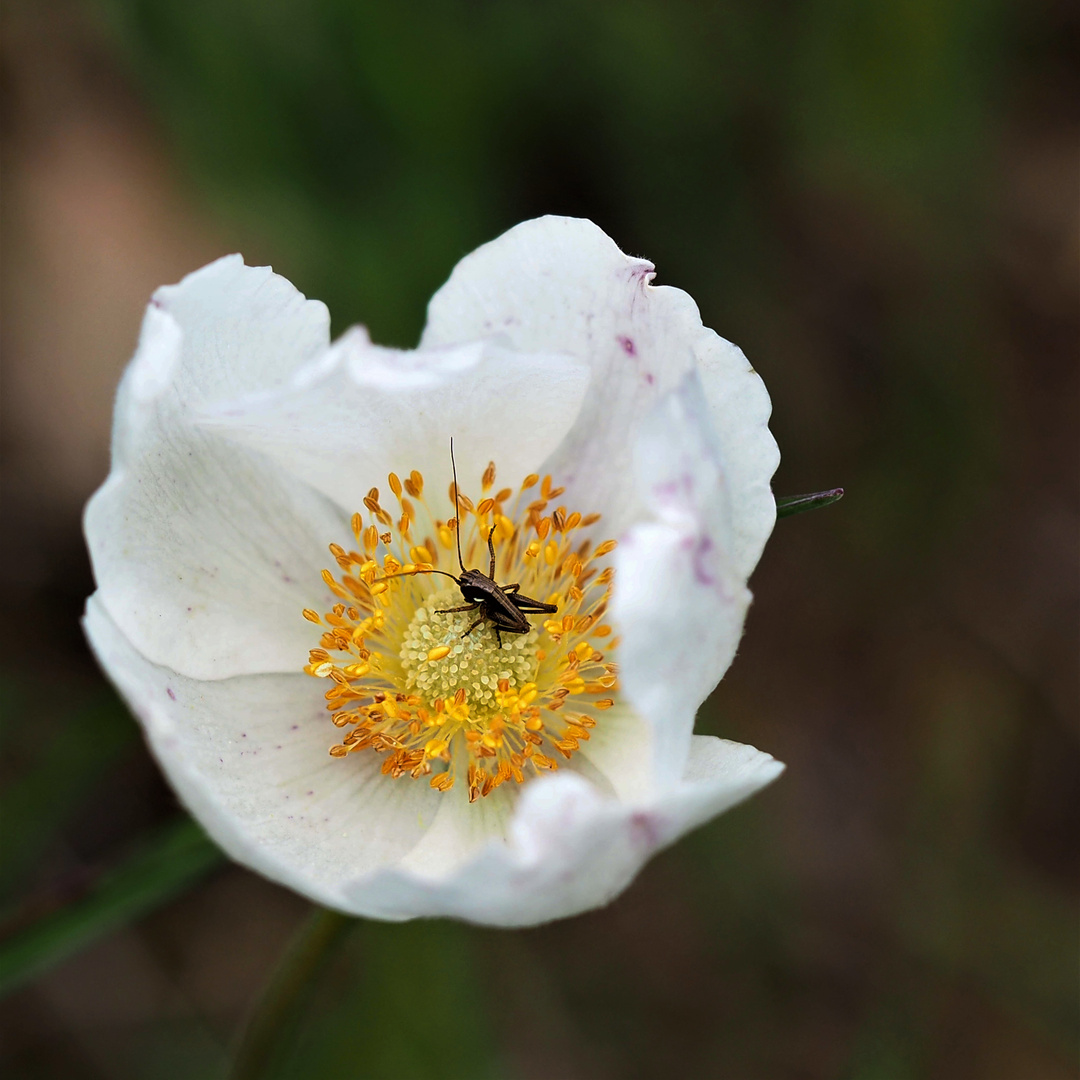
[84,217,784,926]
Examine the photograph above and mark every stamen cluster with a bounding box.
[303,462,620,801]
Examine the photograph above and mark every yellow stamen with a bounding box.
[304,455,619,799]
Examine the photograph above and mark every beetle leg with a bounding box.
[501,583,521,595]
[461,615,485,637]
[507,592,558,613]
[436,602,480,615]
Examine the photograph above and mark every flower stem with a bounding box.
[229,905,352,1080]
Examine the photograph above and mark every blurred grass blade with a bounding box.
[0,817,223,997]
[0,689,137,898]
[230,907,353,1080]
[776,488,845,518]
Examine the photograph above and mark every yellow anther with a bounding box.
[302,609,321,624]
[427,645,452,662]
[388,472,402,497]
[544,542,559,565]
[322,569,349,598]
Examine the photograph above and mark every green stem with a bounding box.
[230,906,352,1080]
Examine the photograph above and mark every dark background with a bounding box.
[2,1,1076,1077]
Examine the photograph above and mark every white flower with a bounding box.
[84,216,783,927]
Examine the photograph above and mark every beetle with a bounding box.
[377,441,557,646]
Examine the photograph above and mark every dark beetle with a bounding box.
[379,441,557,646]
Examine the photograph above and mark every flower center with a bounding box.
[302,460,620,801]
[399,587,539,718]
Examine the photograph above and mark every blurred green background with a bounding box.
[1,0,1076,1077]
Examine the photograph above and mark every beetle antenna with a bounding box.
[450,437,466,574]
[372,568,460,585]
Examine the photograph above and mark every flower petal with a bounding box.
[340,737,782,926]
[196,328,591,517]
[421,216,778,563]
[694,334,780,579]
[83,594,442,909]
[613,374,752,788]
[111,256,331,459]
[574,702,657,801]
[85,257,344,680]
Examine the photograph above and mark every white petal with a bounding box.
[197,328,591,517]
[396,780,517,879]
[86,257,342,680]
[83,595,442,909]
[574,702,657,801]
[694,334,780,579]
[340,737,782,926]
[112,256,331,460]
[422,216,778,557]
[669,734,786,833]
[614,375,752,787]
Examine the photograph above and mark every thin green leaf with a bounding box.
[0,817,223,997]
[776,488,845,518]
